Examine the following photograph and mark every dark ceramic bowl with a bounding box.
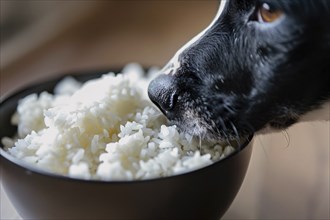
[0,69,254,220]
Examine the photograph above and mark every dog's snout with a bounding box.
[148,74,178,115]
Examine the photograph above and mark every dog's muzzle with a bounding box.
[148,74,179,117]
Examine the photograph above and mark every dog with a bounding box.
[148,0,330,142]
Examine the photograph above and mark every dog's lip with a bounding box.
[150,100,175,120]
[150,99,167,116]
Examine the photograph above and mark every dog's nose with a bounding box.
[148,74,178,115]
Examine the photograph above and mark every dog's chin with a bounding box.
[168,118,218,142]
[257,120,296,135]
[268,115,298,129]
[258,102,330,135]
[170,111,301,142]
[169,117,251,144]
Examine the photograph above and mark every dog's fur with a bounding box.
[148,0,330,142]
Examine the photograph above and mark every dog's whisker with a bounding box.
[198,134,202,152]
[214,126,225,142]
[229,121,241,147]
[244,136,250,145]
[218,118,231,145]
[219,117,228,131]
[224,105,235,114]
[242,120,255,135]
[281,129,291,149]
[191,124,202,151]
[257,135,269,160]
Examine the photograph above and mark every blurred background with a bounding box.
[1,1,329,219]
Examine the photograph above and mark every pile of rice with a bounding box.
[2,64,235,181]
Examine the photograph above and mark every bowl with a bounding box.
[0,68,254,220]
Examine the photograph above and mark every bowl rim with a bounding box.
[0,69,254,184]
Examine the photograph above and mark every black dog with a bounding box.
[148,0,330,142]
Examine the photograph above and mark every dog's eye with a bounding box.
[258,3,283,23]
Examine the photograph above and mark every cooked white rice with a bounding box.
[2,64,235,181]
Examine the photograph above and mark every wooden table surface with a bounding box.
[1,1,329,219]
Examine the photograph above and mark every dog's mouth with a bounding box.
[148,73,255,143]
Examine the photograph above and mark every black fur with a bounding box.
[148,0,330,142]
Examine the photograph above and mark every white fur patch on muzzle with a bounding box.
[162,0,228,75]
